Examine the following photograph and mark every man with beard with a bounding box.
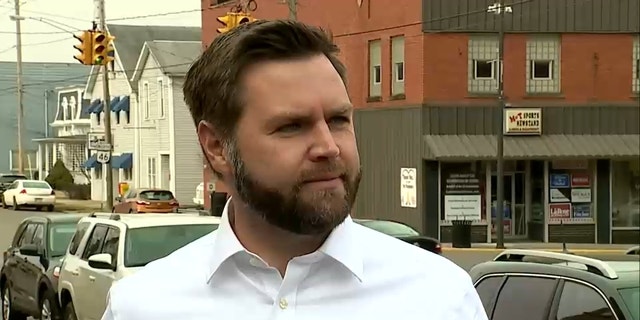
[101,20,487,320]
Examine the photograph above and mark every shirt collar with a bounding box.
[206,197,364,283]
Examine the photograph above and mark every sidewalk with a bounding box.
[442,242,635,253]
[55,199,104,212]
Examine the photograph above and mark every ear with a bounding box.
[197,121,232,177]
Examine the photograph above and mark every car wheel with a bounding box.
[11,197,19,211]
[1,196,7,208]
[40,290,61,320]
[2,285,27,320]
[62,302,77,320]
[46,205,54,212]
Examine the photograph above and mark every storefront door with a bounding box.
[491,173,527,238]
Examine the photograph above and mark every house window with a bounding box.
[143,82,150,119]
[531,60,553,80]
[368,39,382,98]
[123,168,132,181]
[391,36,405,96]
[526,35,560,94]
[468,35,499,94]
[147,157,157,188]
[633,37,639,93]
[157,79,165,118]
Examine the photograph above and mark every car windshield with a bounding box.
[49,223,78,257]
[619,287,640,320]
[139,190,174,201]
[23,181,50,189]
[0,175,26,183]
[358,220,420,237]
[124,224,218,267]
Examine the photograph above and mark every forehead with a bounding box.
[239,55,350,119]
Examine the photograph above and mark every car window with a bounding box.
[101,227,120,265]
[81,225,109,260]
[139,190,174,201]
[18,224,37,247]
[0,175,26,183]
[68,222,91,255]
[22,181,50,189]
[618,287,640,320]
[32,224,44,248]
[474,275,504,315]
[124,224,217,267]
[555,281,615,319]
[49,223,80,257]
[11,223,27,247]
[492,276,558,320]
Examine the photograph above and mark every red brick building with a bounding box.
[200,0,640,244]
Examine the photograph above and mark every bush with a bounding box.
[45,160,74,190]
[64,183,92,200]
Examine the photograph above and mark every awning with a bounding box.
[87,99,101,113]
[83,154,100,169]
[112,153,133,169]
[113,96,130,113]
[110,96,121,112]
[423,134,640,160]
[90,100,104,114]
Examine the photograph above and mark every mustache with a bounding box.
[297,161,348,182]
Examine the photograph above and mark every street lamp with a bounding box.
[487,2,512,249]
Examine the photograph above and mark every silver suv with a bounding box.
[57,213,221,320]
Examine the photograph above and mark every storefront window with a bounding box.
[531,161,545,222]
[548,162,594,223]
[612,160,640,228]
[440,161,487,222]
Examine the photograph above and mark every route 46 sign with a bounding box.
[96,151,111,164]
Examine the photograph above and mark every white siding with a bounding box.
[137,57,171,191]
[170,77,202,205]
[89,65,136,201]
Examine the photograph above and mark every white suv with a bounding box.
[57,212,221,320]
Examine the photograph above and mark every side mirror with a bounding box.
[88,253,115,270]
[19,243,42,256]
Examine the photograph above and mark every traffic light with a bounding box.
[91,31,115,65]
[73,30,93,65]
[216,12,257,33]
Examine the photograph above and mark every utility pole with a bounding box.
[96,0,114,210]
[14,0,24,174]
[287,0,297,20]
[488,2,511,249]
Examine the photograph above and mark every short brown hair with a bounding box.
[183,19,347,141]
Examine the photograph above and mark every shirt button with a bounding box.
[278,298,288,310]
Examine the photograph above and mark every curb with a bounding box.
[442,248,627,253]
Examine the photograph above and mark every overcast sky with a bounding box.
[0,0,201,63]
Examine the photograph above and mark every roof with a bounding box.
[423,134,640,160]
[21,213,86,225]
[85,24,201,93]
[131,40,201,80]
[83,213,221,229]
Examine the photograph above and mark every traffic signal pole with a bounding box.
[13,0,24,174]
[96,0,114,211]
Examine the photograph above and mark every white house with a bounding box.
[130,40,203,205]
[83,24,201,202]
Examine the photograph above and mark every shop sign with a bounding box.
[444,195,482,220]
[571,173,590,187]
[572,204,591,218]
[550,174,570,188]
[400,167,417,208]
[549,203,571,219]
[504,108,542,135]
[571,188,591,203]
[444,173,481,195]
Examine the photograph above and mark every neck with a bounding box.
[228,198,327,276]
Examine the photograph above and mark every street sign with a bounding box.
[96,151,110,164]
[88,133,111,151]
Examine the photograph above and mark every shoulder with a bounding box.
[107,231,217,315]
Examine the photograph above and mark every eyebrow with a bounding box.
[269,103,354,125]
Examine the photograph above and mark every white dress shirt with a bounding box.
[102,200,488,320]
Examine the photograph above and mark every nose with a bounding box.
[308,122,340,161]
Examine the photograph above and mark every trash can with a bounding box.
[451,219,472,248]
[210,192,228,217]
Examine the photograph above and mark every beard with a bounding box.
[228,144,361,236]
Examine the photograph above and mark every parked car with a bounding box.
[626,245,640,255]
[1,214,85,320]
[353,219,442,254]
[1,180,56,211]
[469,249,640,320]
[0,173,27,199]
[112,188,179,213]
[58,212,221,320]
